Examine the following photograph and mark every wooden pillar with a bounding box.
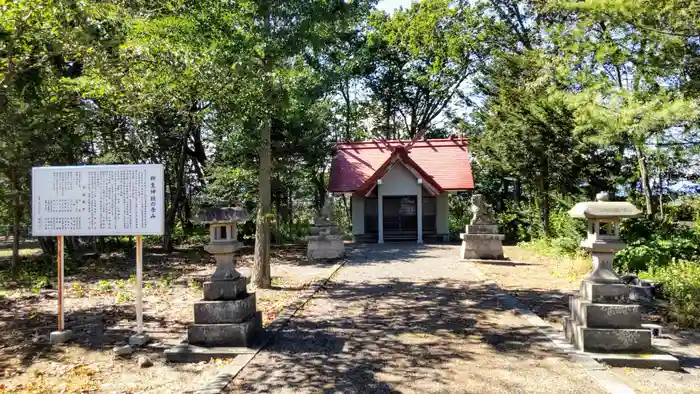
[417,189,423,244]
[377,184,384,244]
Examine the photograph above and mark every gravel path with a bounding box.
[225,244,605,394]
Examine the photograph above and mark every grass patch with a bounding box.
[0,248,42,258]
[519,238,590,282]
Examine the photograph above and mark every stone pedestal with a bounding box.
[564,280,651,353]
[307,220,345,260]
[187,241,261,348]
[459,224,505,260]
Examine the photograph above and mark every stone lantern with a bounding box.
[563,193,679,370]
[165,205,261,362]
[569,192,639,284]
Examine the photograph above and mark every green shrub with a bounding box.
[649,260,700,328]
[615,233,700,274]
[551,236,581,256]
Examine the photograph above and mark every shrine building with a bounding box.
[328,137,474,243]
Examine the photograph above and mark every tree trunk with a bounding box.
[252,115,272,288]
[10,168,22,272]
[659,171,664,218]
[11,202,21,271]
[537,171,551,238]
[38,237,56,255]
[635,146,654,216]
[163,141,188,252]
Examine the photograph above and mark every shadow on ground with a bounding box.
[231,276,572,393]
[0,304,184,371]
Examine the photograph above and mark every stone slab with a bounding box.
[50,330,73,344]
[194,293,256,324]
[164,332,270,363]
[459,233,506,241]
[187,311,262,347]
[564,316,651,353]
[129,333,150,347]
[464,224,499,234]
[587,352,681,371]
[460,238,504,260]
[203,277,247,301]
[580,280,630,303]
[570,297,641,329]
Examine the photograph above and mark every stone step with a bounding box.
[564,316,652,353]
[194,293,256,324]
[203,277,247,301]
[579,280,630,303]
[188,311,262,347]
[570,297,641,329]
[587,352,681,371]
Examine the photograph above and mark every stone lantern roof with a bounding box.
[195,207,250,224]
[569,192,642,220]
[569,201,642,220]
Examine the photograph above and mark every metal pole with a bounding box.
[57,235,64,331]
[135,235,143,333]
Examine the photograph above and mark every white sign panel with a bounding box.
[31,164,165,236]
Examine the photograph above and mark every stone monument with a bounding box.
[307,194,345,260]
[563,192,680,369]
[459,194,505,260]
[165,206,262,362]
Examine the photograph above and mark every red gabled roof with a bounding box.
[328,137,474,193]
[354,147,445,197]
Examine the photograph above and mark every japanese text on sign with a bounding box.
[31,164,164,236]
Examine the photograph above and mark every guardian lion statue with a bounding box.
[470,194,496,225]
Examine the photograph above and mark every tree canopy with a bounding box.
[2,0,698,285]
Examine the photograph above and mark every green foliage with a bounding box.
[647,260,700,328]
[72,282,86,298]
[97,280,112,293]
[188,278,203,292]
[615,217,700,273]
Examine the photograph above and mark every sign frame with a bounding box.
[31,164,165,237]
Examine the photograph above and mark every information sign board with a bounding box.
[31,164,164,236]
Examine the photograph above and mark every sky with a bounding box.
[377,0,414,13]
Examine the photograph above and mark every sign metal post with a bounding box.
[57,235,65,331]
[135,235,144,333]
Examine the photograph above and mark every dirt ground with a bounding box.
[0,245,332,394]
[481,246,700,394]
[226,244,607,394]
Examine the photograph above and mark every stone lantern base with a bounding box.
[165,245,262,362]
[459,225,505,260]
[563,280,680,370]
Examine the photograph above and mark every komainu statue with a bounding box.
[470,194,496,225]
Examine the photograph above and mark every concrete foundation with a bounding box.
[129,333,150,347]
[459,225,504,260]
[49,330,73,344]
